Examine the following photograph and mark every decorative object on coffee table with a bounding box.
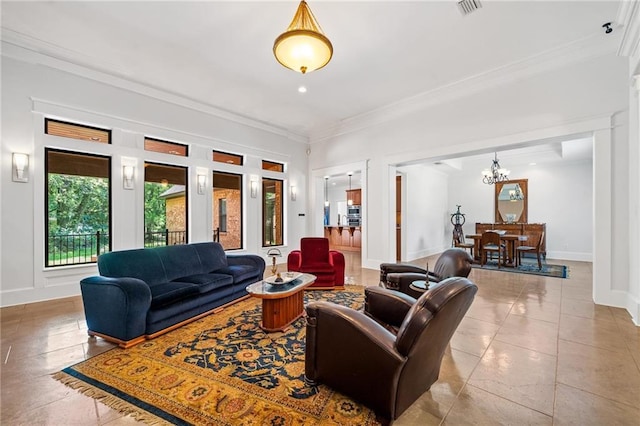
[267,248,282,276]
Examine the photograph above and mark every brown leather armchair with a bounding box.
[304,277,477,423]
[380,248,473,298]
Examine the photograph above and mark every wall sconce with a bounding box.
[12,153,29,183]
[250,180,259,198]
[197,174,206,195]
[122,165,134,190]
[290,185,297,201]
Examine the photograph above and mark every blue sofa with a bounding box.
[80,242,265,348]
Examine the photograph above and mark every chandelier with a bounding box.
[273,1,333,74]
[482,152,510,184]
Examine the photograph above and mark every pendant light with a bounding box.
[324,176,329,206]
[273,1,333,74]
[347,172,353,206]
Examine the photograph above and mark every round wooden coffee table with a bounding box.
[246,273,316,332]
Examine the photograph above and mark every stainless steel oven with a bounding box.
[347,205,360,216]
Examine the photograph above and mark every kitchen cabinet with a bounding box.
[346,189,361,205]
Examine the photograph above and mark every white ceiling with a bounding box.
[1,0,624,143]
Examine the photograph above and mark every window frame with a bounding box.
[44,147,112,267]
[143,161,189,246]
[262,177,284,247]
[45,118,112,144]
[262,160,285,172]
[213,150,244,166]
[212,170,243,250]
[144,137,189,157]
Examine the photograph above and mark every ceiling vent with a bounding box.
[457,0,482,16]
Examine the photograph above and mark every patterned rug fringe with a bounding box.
[51,371,170,426]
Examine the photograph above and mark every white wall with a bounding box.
[448,160,593,261]
[397,164,449,260]
[309,53,637,322]
[0,54,309,307]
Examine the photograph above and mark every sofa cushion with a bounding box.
[156,245,202,282]
[216,265,260,283]
[98,249,167,286]
[192,242,228,273]
[149,282,199,308]
[175,273,233,293]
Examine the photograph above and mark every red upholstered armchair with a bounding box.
[287,238,345,289]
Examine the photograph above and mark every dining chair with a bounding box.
[480,231,505,268]
[516,231,545,270]
[453,233,474,256]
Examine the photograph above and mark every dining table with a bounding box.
[466,232,527,267]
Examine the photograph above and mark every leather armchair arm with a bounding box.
[305,301,406,420]
[364,287,415,328]
[380,262,427,275]
[80,276,152,341]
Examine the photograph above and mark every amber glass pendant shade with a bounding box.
[273,1,333,74]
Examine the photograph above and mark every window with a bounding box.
[219,199,227,232]
[45,149,111,266]
[45,118,111,144]
[213,172,242,250]
[262,178,283,246]
[262,160,284,172]
[144,162,188,246]
[213,150,243,165]
[144,137,188,157]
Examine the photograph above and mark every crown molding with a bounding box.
[309,33,619,143]
[1,28,309,145]
[616,0,640,59]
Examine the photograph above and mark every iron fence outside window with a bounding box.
[144,230,186,247]
[47,231,110,266]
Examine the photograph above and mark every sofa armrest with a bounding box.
[226,254,266,276]
[364,287,415,329]
[328,250,345,286]
[80,276,152,342]
[287,250,302,272]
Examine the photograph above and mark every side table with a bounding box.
[409,280,430,293]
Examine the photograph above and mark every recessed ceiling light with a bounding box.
[529,162,537,166]
[298,86,307,93]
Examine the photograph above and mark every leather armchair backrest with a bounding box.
[300,237,330,265]
[392,277,477,416]
[395,277,477,356]
[432,248,473,280]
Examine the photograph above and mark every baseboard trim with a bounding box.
[1,284,81,308]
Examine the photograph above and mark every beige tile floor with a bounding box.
[1,252,639,425]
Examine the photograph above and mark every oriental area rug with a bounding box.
[53,286,383,426]
[472,257,569,278]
